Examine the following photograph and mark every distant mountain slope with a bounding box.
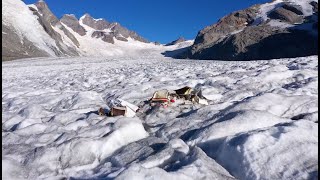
[179,0,318,60]
[165,37,186,46]
[2,0,151,61]
[2,0,58,61]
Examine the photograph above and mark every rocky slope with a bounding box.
[179,0,318,60]
[2,0,150,61]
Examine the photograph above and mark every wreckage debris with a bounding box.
[110,106,127,116]
[99,86,209,117]
[98,107,106,116]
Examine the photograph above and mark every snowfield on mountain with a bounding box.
[2,53,318,179]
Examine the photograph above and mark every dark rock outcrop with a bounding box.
[282,3,304,15]
[187,25,317,60]
[165,37,186,46]
[115,36,128,42]
[268,7,303,24]
[60,14,87,36]
[191,5,259,54]
[91,31,115,44]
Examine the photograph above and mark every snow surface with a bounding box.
[2,53,318,179]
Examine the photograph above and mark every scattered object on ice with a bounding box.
[101,98,139,117]
[194,95,209,105]
[174,86,209,105]
[149,89,173,108]
[136,87,210,116]
[119,99,139,112]
[111,106,127,116]
[98,107,106,116]
[174,86,193,100]
[151,89,170,102]
[100,87,209,118]
[150,86,209,107]
[147,87,209,108]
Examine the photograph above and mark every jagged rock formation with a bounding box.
[60,14,87,36]
[91,31,115,44]
[80,13,149,43]
[31,1,80,55]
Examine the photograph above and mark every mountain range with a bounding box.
[2,0,152,61]
[2,0,318,61]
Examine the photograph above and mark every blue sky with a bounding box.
[24,0,270,43]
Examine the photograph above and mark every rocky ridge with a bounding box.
[178,0,318,60]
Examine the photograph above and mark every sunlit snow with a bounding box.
[2,53,318,179]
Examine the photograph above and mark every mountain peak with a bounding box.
[63,14,77,18]
[80,13,110,30]
[165,36,186,46]
[82,13,91,18]
[36,0,48,6]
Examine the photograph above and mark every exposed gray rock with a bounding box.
[81,13,110,30]
[186,25,317,60]
[60,14,86,36]
[281,3,303,15]
[268,7,303,24]
[109,22,149,43]
[110,23,130,38]
[115,36,128,42]
[102,35,115,44]
[91,31,105,38]
[2,23,50,61]
[192,5,259,53]
[129,31,149,43]
[165,37,186,46]
[91,31,114,44]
